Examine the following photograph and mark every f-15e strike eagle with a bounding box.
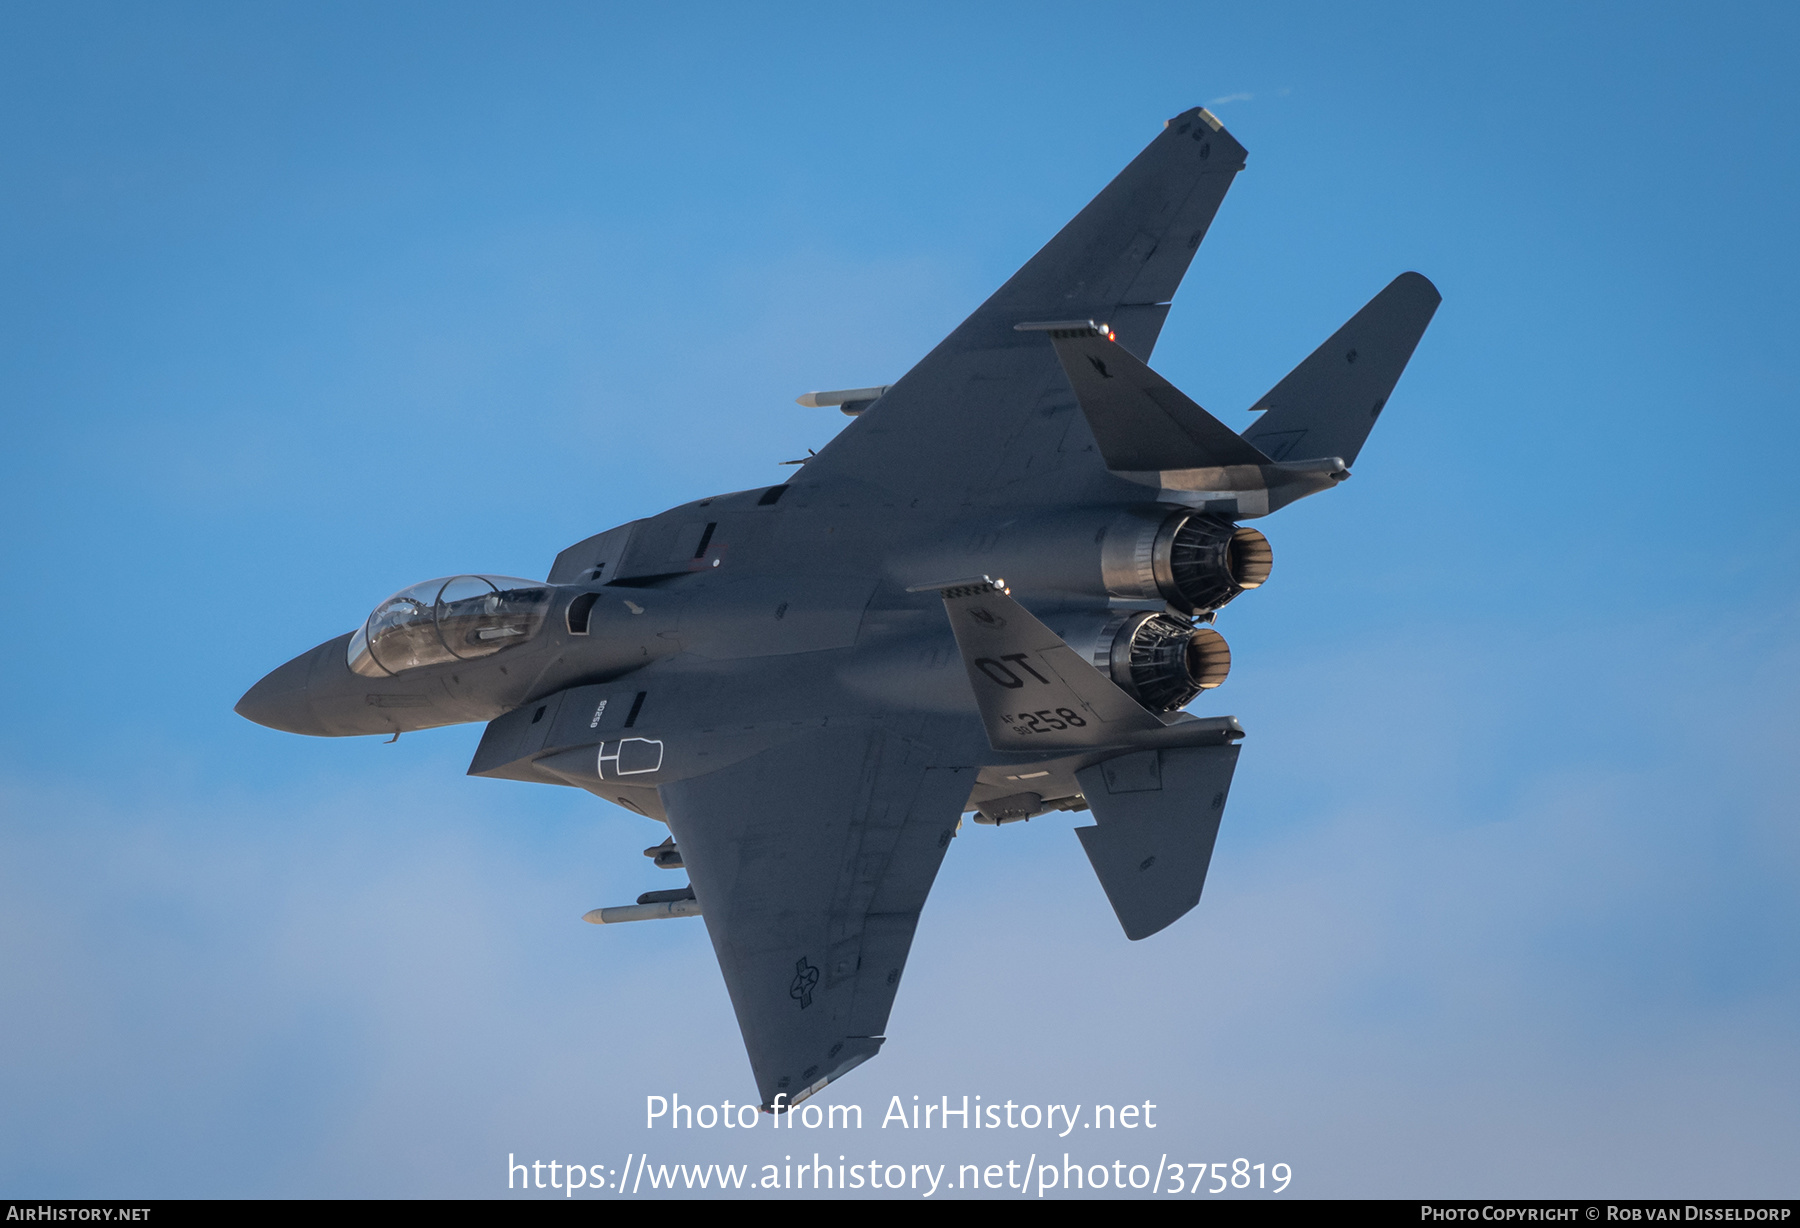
[238,107,1439,1111]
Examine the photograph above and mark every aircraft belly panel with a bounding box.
[678,576,879,660]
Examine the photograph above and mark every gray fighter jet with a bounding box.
[238,107,1439,1111]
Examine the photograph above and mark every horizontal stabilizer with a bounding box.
[1036,324,1272,473]
[926,578,1165,751]
[1243,272,1441,465]
[1074,744,1239,940]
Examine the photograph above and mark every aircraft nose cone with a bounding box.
[236,647,331,736]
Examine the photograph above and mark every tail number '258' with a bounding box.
[1004,708,1088,734]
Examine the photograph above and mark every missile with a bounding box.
[583,898,702,925]
[795,385,892,417]
[583,884,700,925]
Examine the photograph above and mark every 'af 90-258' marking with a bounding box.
[1002,708,1088,735]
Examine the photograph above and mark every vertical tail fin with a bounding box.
[1241,272,1441,465]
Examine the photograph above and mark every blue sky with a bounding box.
[2,1,1796,1198]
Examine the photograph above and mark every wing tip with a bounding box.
[1393,270,1443,304]
[1163,105,1247,161]
[759,1039,883,1113]
[1166,105,1224,131]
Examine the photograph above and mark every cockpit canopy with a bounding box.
[347,576,551,677]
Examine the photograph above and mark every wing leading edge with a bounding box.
[803,107,1247,503]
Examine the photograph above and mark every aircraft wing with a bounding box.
[658,722,973,1109]
[803,107,1246,504]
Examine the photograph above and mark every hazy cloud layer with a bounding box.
[3,607,1793,1196]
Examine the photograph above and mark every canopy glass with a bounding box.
[347,576,550,677]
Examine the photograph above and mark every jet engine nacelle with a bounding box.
[1101,507,1273,614]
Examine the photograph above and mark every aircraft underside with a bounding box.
[238,104,1439,1110]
